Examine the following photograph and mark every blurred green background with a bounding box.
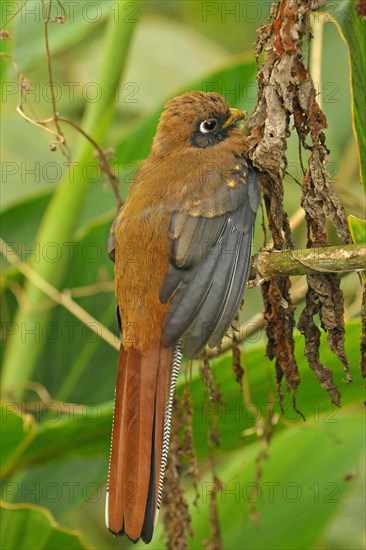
[1,1,365,549]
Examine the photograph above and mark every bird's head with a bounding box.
[152,91,245,153]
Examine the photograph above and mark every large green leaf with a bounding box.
[177,407,364,550]
[0,192,51,268]
[0,401,111,519]
[329,0,366,189]
[0,405,36,477]
[1,402,112,479]
[348,214,366,281]
[0,502,91,550]
[348,215,366,243]
[7,458,108,520]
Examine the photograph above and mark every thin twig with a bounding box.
[17,105,63,142]
[57,115,123,207]
[15,106,123,207]
[41,0,69,157]
[66,280,115,298]
[205,279,308,358]
[284,170,303,188]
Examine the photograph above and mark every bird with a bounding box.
[105,91,260,544]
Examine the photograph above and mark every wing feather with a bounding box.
[181,224,242,357]
[208,224,254,348]
[160,157,260,357]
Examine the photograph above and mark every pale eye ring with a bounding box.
[199,118,217,133]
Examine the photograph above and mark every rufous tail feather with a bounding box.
[106,343,182,543]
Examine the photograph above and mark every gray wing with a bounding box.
[160,157,260,358]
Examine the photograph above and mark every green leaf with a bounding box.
[0,401,111,518]
[0,502,91,550]
[0,405,36,477]
[348,215,366,281]
[0,192,51,269]
[17,402,112,474]
[7,458,107,520]
[181,406,365,550]
[317,449,365,548]
[1,401,112,480]
[348,215,366,243]
[329,1,366,190]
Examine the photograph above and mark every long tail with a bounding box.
[106,343,182,543]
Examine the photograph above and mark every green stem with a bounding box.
[1,0,140,400]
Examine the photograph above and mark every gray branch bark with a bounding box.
[249,244,365,281]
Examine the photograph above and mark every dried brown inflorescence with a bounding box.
[203,475,223,550]
[162,394,194,550]
[249,0,351,405]
[200,356,224,549]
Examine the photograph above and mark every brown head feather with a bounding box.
[152,91,231,152]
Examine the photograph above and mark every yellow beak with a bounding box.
[223,108,246,128]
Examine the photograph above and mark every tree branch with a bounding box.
[205,244,364,358]
[249,244,365,280]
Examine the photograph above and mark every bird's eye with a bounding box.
[199,118,217,133]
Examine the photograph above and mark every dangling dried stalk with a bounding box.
[249,0,352,405]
